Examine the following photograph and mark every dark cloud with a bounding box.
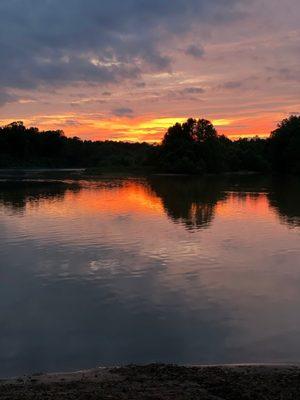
[0,0,243,95]
[166,86,205,101]
[266,67,300,83]
[64,119,81,126]
[185,44,205,58]
[112,107,134,117]
[0,90,17,107]
[221,81,243,89]
[218,76,259,91]
[135,82,146,88]
[181,87,205,94]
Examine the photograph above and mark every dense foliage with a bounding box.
[0,116,299,174]
[0,121,153,169]
[268,116,300,174]
[158,116,299,174]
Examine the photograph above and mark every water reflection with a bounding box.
[147,175,300,230]
[267,177,300,228]
[0,175,300,229]
[0,175,300,377]
[0,181,79,213]
[147,176,227,230]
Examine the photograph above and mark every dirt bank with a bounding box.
[1,364,300,399]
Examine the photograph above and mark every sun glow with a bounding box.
[0,112,279,143]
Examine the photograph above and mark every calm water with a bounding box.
[0,175,299,378]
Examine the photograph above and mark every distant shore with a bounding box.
[0,167,270,180]
[1,364,300,399]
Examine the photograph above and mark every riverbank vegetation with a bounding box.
[0,116,299,174]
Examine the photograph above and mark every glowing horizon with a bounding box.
[0,113,278,143]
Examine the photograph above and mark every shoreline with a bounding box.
[2,363,300,399]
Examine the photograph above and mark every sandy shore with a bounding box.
[1,364,300,399]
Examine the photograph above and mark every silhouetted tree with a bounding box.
[160,118,229,173]
[268,115,300,174]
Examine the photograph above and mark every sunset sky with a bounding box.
[0,0,299,142]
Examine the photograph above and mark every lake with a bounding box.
[0,174,299,378]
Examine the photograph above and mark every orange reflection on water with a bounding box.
[30,181,278,226]
[216,192,274,219]
[60,180,164,216]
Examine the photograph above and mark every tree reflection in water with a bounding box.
[147,176,227,230]
[0,181,80,213]
[267,177,300,228]
[0,175,299,229]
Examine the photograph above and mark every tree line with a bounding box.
[0,116,299,174]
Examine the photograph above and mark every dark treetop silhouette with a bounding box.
[0,116,299,174]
